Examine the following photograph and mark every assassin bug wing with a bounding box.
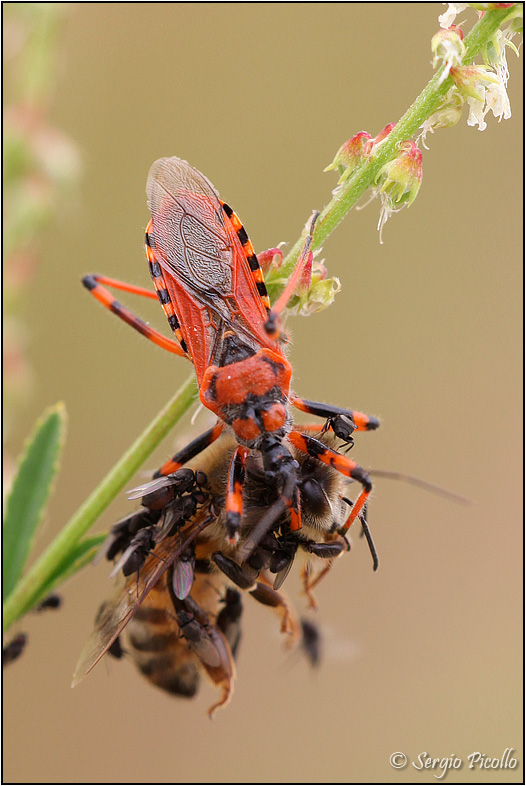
[146,157,277,382]
[147,157,230,297]
[72,517,212,687]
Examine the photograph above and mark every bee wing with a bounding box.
[72,516,212,687]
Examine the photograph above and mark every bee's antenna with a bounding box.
[368,469,472,506]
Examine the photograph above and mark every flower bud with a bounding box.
[419,88,465,147]
[468,3,515,10]
[376,141,423,208]
[449,64,499,101]
[432,26,466,71]
[324,131,372,182]
[295,275,342,317]
[366,122,396,154]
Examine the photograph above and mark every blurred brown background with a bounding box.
[3,3,523,784]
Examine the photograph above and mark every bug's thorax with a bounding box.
[200,345,293,448]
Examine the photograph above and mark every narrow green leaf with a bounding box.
[17,534,106,618]
[3,402,67,599]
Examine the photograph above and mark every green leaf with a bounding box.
[3,402,67,600]
[18,534,106,618]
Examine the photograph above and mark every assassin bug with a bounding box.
[82,157,379,553]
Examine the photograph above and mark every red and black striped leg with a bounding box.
[288,485,302,531]
[225,446,249,544]
[145,219,190,353]
[154,423,225,478]
[264,212,319,338]
[342,498,378,571]
[82,274,186,357]
[220,201,271,312]
[287,430,372,532]
[291,396,380,446]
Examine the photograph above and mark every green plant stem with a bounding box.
[2,7,514,635]
[278,7,514,277]
[3,375,198,632]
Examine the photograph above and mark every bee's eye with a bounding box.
[300,478,328,517]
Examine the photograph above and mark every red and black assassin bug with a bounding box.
[83,157,379,553]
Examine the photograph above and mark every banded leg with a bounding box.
[287,430,372,533]
[220,201,271,312]
[145,219,189,352]
[82,274,186,357]
[291,396,380,446]
[288,485,302,531]
[225,446,249,543]
[342,498,378,571]
[154,423,225,478]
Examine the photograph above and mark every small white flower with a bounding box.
[377,197,405,245]
[484,27,520,120]
[466,96,488,130]
[418,89,464,149]
[438,3,468,29]
[485,74,512,121]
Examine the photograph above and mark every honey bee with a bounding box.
[73,427,376,715]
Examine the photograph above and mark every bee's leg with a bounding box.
[211,552,259,590]
[287,431,372,537]
[300,564,319,610]
[203,626,236,719]
[216,589,243,660]
[249,577,301,643]
[154,423,225,478]
[291,397,379,448]
[82,274,186,357]
[299,535,348,609]
[211,554,299,642]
